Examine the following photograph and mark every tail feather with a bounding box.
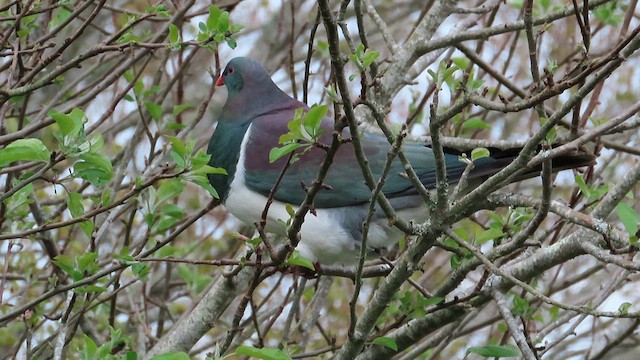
[448,145,596,184]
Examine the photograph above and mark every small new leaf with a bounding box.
[372,336,398,351]
[168,24,179,44]
[284,250,315,271]
[471,147,490,161]
[49,108,85,137]
[150,352,191,360]
[461,118,491,132]
[0,138,51,167]
[476,228,505,244]
[467,345,520,357]
[616,202,639,236]
[269,143,303,163]
[619,302,632,314]
[235,345,292,360]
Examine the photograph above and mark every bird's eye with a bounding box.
[228,67,235,74]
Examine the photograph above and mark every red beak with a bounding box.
[216,75,225,86]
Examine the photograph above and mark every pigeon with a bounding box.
[207,57,594,264]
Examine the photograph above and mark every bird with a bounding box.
[207,57,594,265]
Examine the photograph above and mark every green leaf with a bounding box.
[467,345,520,357]
[170,151,185,168]
[114,247,135,265]
[67,192,94,238]
[471,147,490,161]
[476,228,505,244]
[76,285,107,294]
[189,175,220,198]
[512,295,532,318]
[269,143,303,163]
[452,57,470,69]
[616,202,639,236]
[575,175,591,198]
[81,334,98,360]
[168,24,179,43]
[166,136,188,158]
[461,118,491,132]
[77,252,99,274]
[150,352,190,360]
[372,336,398,351]
[172,104,191,116]
[191,164,227,176]
[284,250,315,271]
[235,345,292,360]
[132,262,150,281]
[424,296,445,306]
[67,192,85,218]
[303,104,328,138]
[49,108,85,137]
[144,101,163,121]
[52,255,75,276]
[156,179,186,204]
[363,49,380,68]
[619,302,632,314]
[176,264,211,293]
[0,138,51,166]
[226,37,237,49]
[206,6,222,31]
[450,254,462,269]
[74,153,114,185]
[4,182,34,212]
[217,11,229,33]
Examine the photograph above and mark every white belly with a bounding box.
[224,125,422,264]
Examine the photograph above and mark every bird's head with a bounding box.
[216,57,271,95]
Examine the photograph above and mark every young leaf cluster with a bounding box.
[197,6,244,50]
[49,108,114,185]
[349,44,380,81]
[269,105,328,163]
[166,135,227,198]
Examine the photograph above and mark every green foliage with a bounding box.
[74,153,115,186]
[465,67,485,93]
[151,353,190,360]
[197,6,244,50]
[427,60,460,90]
[113,247,150,282]
[284,250,315,271]
[511,294,534,319]
[538,117,557,143]
[372,336,398,351]
[594,3,623,26]
[235,345,292,360]
[269,105,327,163]
[460,118,491,133]
[476,228,505,245]
[575,175,609,201]
[177,264,212,293]
[50,1,72,28]
[52,252,101,282]
[0,138,51,167]
[349,43,380,80]
[466,345,520,358]
[3,181,34,218]
[49,108,114,186]
[471,147,490,161]
[78,328,129,360]
[618,302,633,315]
[616,202,639,244]
[165,135,226,199]
[147,4,170,17]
